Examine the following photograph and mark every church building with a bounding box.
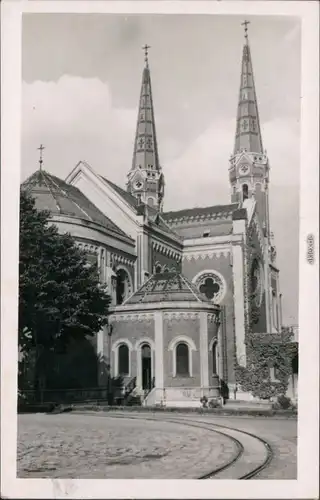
[23,27,296,406]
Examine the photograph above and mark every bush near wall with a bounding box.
[235,289,296,400]
[235,328,296,400]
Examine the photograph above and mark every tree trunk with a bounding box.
[34,346,46,403]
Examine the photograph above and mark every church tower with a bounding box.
[127,45,164,211]
[229,22,270,234]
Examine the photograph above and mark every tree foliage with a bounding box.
[19,190,111,390]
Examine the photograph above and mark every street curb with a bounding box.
[65,404,297,418]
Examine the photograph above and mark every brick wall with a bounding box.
[172,221,232,239]
[182,254,236,382]
[152,248,181,273]
[106,316,155,381]
[163,316,200,387]
[248,225,267,333]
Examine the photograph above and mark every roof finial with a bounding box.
[241,20,250,42]
[37,143,45,172]
[142,44,151,66]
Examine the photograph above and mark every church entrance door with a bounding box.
[141,344,152,390]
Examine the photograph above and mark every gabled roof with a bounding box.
[100,176,140,211]
[100,174,181,241]
[124,272,211,305]
[22,170,131,239]
[162,203,238,224]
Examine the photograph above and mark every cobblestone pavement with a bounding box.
[18,413,237,479]
[17,413,297,480]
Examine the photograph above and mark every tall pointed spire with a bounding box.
[127,45,164,210]
[234,22,263,154]
[229,22,270,233]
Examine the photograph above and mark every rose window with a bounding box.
[195,272,225,304]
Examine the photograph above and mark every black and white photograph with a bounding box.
[1,1,319,498]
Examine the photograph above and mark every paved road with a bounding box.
[17,412,297,479]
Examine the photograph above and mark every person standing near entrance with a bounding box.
[220,379,229,405]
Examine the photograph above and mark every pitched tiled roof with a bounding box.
[100,176,140,211]
[100,175,181,240]
[124,271,211,305]
[22,170,131,239]
[162,203,238,223]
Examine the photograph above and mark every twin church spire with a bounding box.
[127,44,164,211]
[128,24,267,218]
[234,20,264,155]
[229,21,270,232]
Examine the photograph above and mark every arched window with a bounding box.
[154,262,162,274]
[212,343,217,375]
[242,184,249,201]
[116,268,132,305]
[147,197,154,207]
[176,343,189,376]
[118,344,129,376]
[141,343,152,390]
[272,290,278,329]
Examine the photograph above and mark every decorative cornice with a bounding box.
[165,212,234,225]
[182,249,230,261]
[110,252,135,268]
[207,313,220,324]
[76,241,100,255]
[163,311,199,321]
[110,313,154,323]
[152,240,182,262]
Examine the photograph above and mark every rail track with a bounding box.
[166,417,273,479]
[78,411,273,479]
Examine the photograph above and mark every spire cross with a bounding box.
[241,20,250,40]
[142,44,151,65]
[37,144,45,171]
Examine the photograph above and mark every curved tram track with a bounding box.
[83,411,274,480]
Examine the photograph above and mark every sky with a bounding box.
[21,13,301,325]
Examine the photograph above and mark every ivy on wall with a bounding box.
[235,276,296,400]
[232,224,297,400]
[235,332,296,399]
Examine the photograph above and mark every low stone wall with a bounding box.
[69,404,297,418]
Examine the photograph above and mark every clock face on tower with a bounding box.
[134,180,143,190]
[239,164,250,176]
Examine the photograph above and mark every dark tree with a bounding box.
[19,189,111,397]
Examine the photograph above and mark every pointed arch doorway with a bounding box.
[141,343,152,391]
